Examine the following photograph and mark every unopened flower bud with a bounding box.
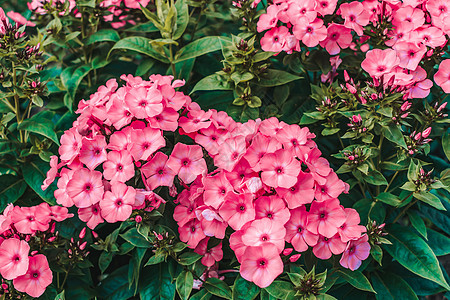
[79,241,87,250]
[79,227,86,239]
[437,102,447,113]
[289,254,301,262]
[422,127,431,138]
[282,248,293,256]
[135,215,143,223]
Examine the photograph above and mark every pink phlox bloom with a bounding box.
[276,124,312,159]
[0,8,8,34]
[195,126,228,156]
[293,18,328,47]
[315,0,338,16]
[338,208,366,242]
[258,117,287,136]
[167,143,207,184]
[194,238,223,267]
[78,204,104,229]
[229,222,252,263]
[13,254,52,298]
[59,128,82,163]
[202,171,233,209]
[363,0,382,24]
[412,25,447,48]
[277,171,315,208]
[393,41,426,70]
[160,85,187,111]
[174,191,198,227]
[305,148,332,183]
[79,135,107,170]
[434,59,450,93]
[219,192,255,230]
[260,26,292,52]
[54,168,75,207]
[257,5,280,32]
[0,239,30,280]
[339,234,370,270]
[392,6,425,32]
[238,176,264,195]
[66,168,104,208]
[41,155,59,191]
[107,98,133,130]
[11,206,48,234]
[100,182,136,223]
[47,205,73,222]
[314,172,346,202]
[260,148,301,189]
[130,127,165,161]
[338,2,370,36]
[195,206,227,239]
[361,48,400,78]
[107,130,131,152]
[0,204,14,234]
[148,108,179,132]
[426,0,449,17]
[179,219,206,248]
[307,198,346,238]
[286,0,317,24]
[254,195,290,225]
[320,23,353,55]
[404,66,433,99]
[210,110,237,133]
[232,119,261,144]
[178,109,212,133]
[242,218,286,253]
[274,2,290,23]
[214,136,247,172]
[285,206,319,252]
[385,22,412,47]
[103,150,135,183]
[125,85,163,118]
[225,158,257,189]
[313,234,347,259]
[123,0,150,9]
[244,133,282,171]
[240,244,284,288]
[141,152,176,190]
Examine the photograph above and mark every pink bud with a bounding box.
[426,49,433,57]
[420,168,425,175]
[68,249,72,255]
[422,127,431,138]
[71,238,74,243]
[169,184,178,197]
[414,132,422,141]
[47,236,56,242]
[400,101,411,111]
[400,113,409,118]
[371,93,378,100]
[79,227,86,239]
[409,149,415,155]
[79,241,87,250]
[31,250,38,256]
[344,70,350,82]
[346,83,357,94]
[289,254,301,262]
[92,231,98,239]
[348,155,355,161]
[135,215,143,223]
[51,223,56,233]
[2,284,8,289]
[283,248,293,256]
[437,102,447,113]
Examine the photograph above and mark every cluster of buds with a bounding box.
[316,97,339,114]
[423,102,448,122]
[366,220,389,246]
[0,23,25,47]
[391,101,411,124]
[414,168,437,189]
[342,146,370,167]
[26,80,46,95]
[281,248,301,263]
[0,280,25,299]
[16,44,43,61]
[67,228,89,260]
[342,71,364,103]
[231,0,262,32]
[152,231,174,251]
[347,114,367,133]
[406,127,432,155]
[293,267,327,298]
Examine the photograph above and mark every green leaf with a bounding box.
[174,36,230,63]
[140,262,176,300]
[21,157,57,205]
[383,224,450,290]
[264,281,296,300]
[414,191,445,210]
[371,272,418,300]
[371,244,383,265]
[190,74,232,94]
[85,29,120,45]
[18,111,59,145]
[377,192,401,206]
[176,270,193,300]
[407,160,419,182]
[382,124,407,149]
[54,290,65,300]
[98,266,134,300]
[109,37,170,63]
[204,278,232,299]
[253,51,274,62]
[419,203,450,233]
[60,64,92,100]
[362,170,388,186]
[0,175,26,212]
[257,69,301,87]
[145,252,166,266]
[407,210,427,239]
[177,252,202,265]
[336,269,376,293]
[76,0,95,7]
[322,128,340,136]
[190,289,212,300]
[427,228,450,256]
[99,251,114,273]
[443,132,450,161]
[233,275,260,300]
[173,0,188,40]
[120,228,151,248]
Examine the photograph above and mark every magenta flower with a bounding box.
[392,6,425,32]
[142,152,176,190]
[148,108,179,132]
[108,98,134,130]
[393,41,427,70]
[340,234,370,271]
[103,150,134,183]
[79,135,107,170]
[100,183,136,223]
[67,168,104,208]
[178,219,206,248]
[260,26,292,53]
[178,109,212,133]
[338,1,370,36]
[240,244,284,288]
[434,59,450,93]
[313,234,347,259]
[320,23,352,55]
[130,127,165,161]
[242,218,286,253]
[254,195,290,225]
[194,238,223,267]
[285,206,319,252]
[202,171,233,209]
[244,134,281,171]
[276,124,311,159]
[257,5,280,32]
[219,192,255,230]
[260,149,301,189]
[314,172,346,202]
[0,239,30,280]
[307,198,346,238]
[167,143,207,184]
[11,206,48,234]
[13,254,52,298]
[293,18,328,47]
[361,48,400,78]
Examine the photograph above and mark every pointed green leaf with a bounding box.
[257,69,301,87]
[372,272,418,300]
[233,275,260,300]
[203,278,232,299]
[109,37,170,63]
[382,124,407,149]
[176,270,193,300]
[427,228,450,256]
[0,175,26,212]
[336,269,376,293]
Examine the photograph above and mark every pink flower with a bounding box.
[195,126,226,156]
[340,234,370,270]
[225,159,257,189]
[313,234,347,259]
[100,183,136,223]
[11,206,48,234]
[41,155,59,191]
[79,136,107,170]
[257,5,280,32]
[54,168,75,207]
[141,152,176,190]
[13,254,52,298]
[242,218,286,253]
[285,206,319,252]
[240,244,284,288]
[202,171,233,209]
[0,239,30,280]
[338,1,370,36]
[275,125,311,159]
[315,0,338,16]
[196,206,227,239]
[434,59,450,93]
[392,6,425,32]
[260,26,293,53]
[277,173,315,208]
[148,108,179,132]
[66,168,104,208]
[125,86,163,119]
[214,136,247,172]
[260,149,301,189]
[194,238,223,267]
[254,195,290,225]
[78,204,104,229]
[412,26,446,49]
[286,0,317,24]
[174,191,197,227]
[130,127,165,161]
[320,23,353,55]
[167,143,207,184]
[179,219,206,248]
[178,109,212,133]
[6,11,36,27]
[293,18,328,47]
[107,98,133,130]
[338,208,366,242]
[314,172,346,202]
[361,48,400,78]
[103,150,134,183]
[219,192,255,230]
[59,128,82,163]
[307,198,346,238]
[393,41,426,70]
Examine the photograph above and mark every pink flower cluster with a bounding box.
[257,0,450,96]
[0,203,72,297]
[46,74,369,288]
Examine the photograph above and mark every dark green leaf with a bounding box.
[85,29,120,45]
[362,170,388,186]
[257,69,301,87]
[371,244,383,265]
[190,74,232,94]
[18,111,59,145]
[173,0,189,40]
[407,210,427,239]
[190,289,212,300]
[419,202,450,233]
[145,252,166,266]
[371,272,418,300]
[204,278,232,299]
[414,191,445,210]
[382,124,407,149]
[336,269,375,293]
[109,37,170,63]
[264,281,296,300]
[98,266,134,300]
[174,36,231,63]
[176,270,193,300]
[99,251,114,273]
[120,228,151,248]
[233,275,260,300]
[128,247,147,293]
[377,192,401,206]
[0,175,26,212]
[60,64,91,100]
[140,262,176,300]
[443,132,450,161]
[21,157,57,205]
[177,252,202,265]
[383,224,450,290]
[427,228,450,256]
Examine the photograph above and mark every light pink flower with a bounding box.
[179,219,206,248]
[78,204,104,229]
[79,136,107,170]
[320,23,353,55]
[313,234,347,259]
[11,206,48,234]
[393,41,426,70]
[100,183,136,223]
[257,5,280,32]
[285,206,319,252]
[219,192,255,230]
[66,168,104,208]
[338,2,370,36]
[0,239,30,280]
[7,11,36,27]
[167,143,207,184]
[293,18,328,47]
[315,0,338,16]
[242,218,286,253]
[125,86,163,118]
[59,128,82,163]
[277,172,315,209]
[392,6,425,32]
[361,48,400,78]
[130,127,165,161]
[260,26,292,53]
[314,172,346,202]
[13,254,52,298]
[340,234,370,270]
[434,59,450,93]
[254,195,290,225]
[142,152,176,190]
[214,136,247,172]
[194,238,223,267]
[307,198,346,238]
[202,172,233,209]
[260,149,301,189]
[286,0,317,24]
[338,208,366,242]
[103,150,134,183]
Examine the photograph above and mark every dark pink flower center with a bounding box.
[190,226,196,233]
[84,183,92,192]
[298,226,303,233]
[116,199,123,206]
[117,164,123,171]
[33,272,39,278]
[267,212,273,219]
[377,65,386,72]
[158,169,164,175]
[348,246,355,254]
[258,259,267,266]
[239,205,246,211]
[349,15,355,22]
[14,256,20,262]
[319,212,326,219]
[182,159,190,166]
[261,235,269,241]
[140,101,147,107]
[276,167,283,174]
